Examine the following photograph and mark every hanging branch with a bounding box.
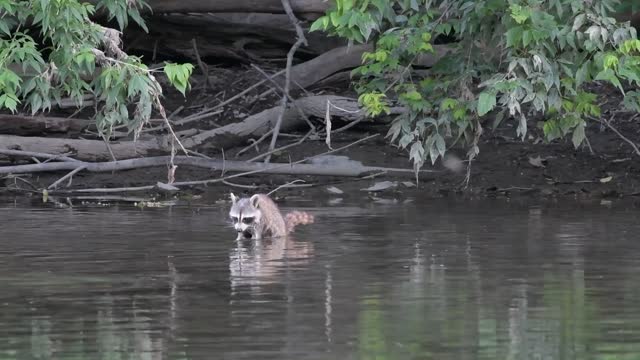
[264,0,309,164]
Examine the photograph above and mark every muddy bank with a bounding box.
[4,117,640,206]
[1,66,639,205]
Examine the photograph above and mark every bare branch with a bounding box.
[48,166,87,190]
[264,0,309,164]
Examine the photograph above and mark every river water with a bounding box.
[1,197,639,359]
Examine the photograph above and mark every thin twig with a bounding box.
[236,128,275,157]
[7,175,39,190]
[264,0,308,164]
[155,99,189,156]
[463,159,472,189]
[168,106,184,119]
[0,149,80,162]
[171,109,223,127]
[192,38,213,90]
[48,165,87,190]
[174,68,287,124]
[102,135,117,162]
[222,180,258,189]
[360,171,387,180]
[267,179,307,196]
[186,149,213,159]
[584,134,595,155]
[251,64,316,131]
[327,118,362,135]
[141,109,222,134]
[594,115,640,156]
[221,147,227,177]
[248,129,313,162]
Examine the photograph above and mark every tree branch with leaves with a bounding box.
[311,0,640,180]
[0,0,193,140]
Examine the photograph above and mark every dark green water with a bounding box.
[1,198,639,360]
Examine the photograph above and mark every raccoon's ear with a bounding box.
[230,193,238,203]
[250,194,260,208]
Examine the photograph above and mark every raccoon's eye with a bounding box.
[231,216,238,223]
[242,217,254,224]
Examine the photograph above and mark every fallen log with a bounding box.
[113,0,331,15]
[0,95,402,160]
[0,114,91,135]
[1,135,429,193]
[0,155,401,177]
[125,13,345,61]
[0,134,169,162]
[283,43,453,91]
[181,95,392,150]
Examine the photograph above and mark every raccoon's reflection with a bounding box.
[228,236,314,292]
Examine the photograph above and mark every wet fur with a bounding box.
[229,193,314,240]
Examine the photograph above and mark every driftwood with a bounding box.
[2,135,430,194]
[181,95,389,150]
[0,155,407,177]
[0,96,391,160]
[0,134,169,162]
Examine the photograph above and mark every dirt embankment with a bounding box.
[2,64,639,206]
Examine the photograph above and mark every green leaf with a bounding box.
[409,141,424,164]
[522,30,532,47]
[0,93,19,112]
[575,61,589,86]
[509,4,530,24]
[622,91,640,112]
[398,133,414,149]
[477,92,496,116]
[441,98,457,110]
[572,14,585,31]
[571,120,586,148]
[0,19,11,36]
[595,68,624,93]
[492,109,506,129]
[163,63,194,96]
[310,16,328,32]
[434,133,446,156]
[505,26,523,48]
[603,53,618,70]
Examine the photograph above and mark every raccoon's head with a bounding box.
[229,193,263,238]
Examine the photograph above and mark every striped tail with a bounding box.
[284,211,315,233]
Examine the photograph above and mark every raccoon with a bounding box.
[228,193,314,240]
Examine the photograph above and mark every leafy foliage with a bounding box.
[312,0,640,174]
[0,0,193,138]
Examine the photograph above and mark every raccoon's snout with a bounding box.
[234,222,251,234]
